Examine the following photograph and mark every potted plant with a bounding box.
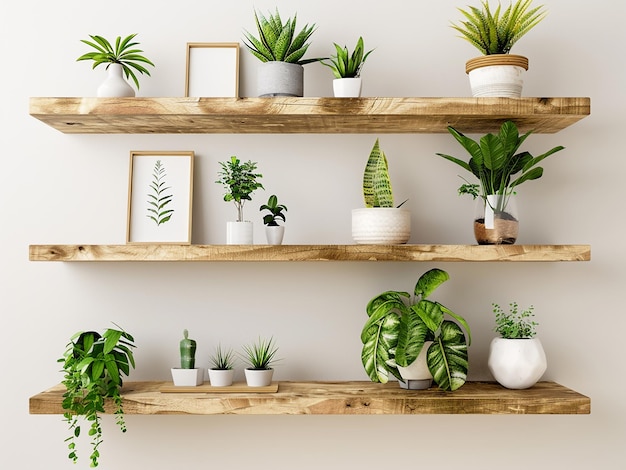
[321,36,373,97]
[361,268,471,391]
[171,329,203,386]
[435,120,564,244]
[451,0,547,96]
[243,8,321,97]
[77,33,154,97]
[215,156,264,244]
[488,302,547,389]
[208,344,236,387]
[260,194,288,245]
[58,325,136,467]
[352,138,410,244]
[241,337,279,387]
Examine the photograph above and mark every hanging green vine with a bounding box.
[147,159,174,225]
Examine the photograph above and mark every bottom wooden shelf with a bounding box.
[29,381,590,415]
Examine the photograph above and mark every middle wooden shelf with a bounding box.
[29,243,591,262]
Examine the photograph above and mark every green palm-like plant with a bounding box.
[321,37,374,78]
[243,8,320,64]
[361,268,471,391]
[451,0,547,55]
[77,34,155,89]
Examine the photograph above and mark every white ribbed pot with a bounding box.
[244,368,274,387]
[466,54,528,98]
[208,368,235,387]
[352,208,411,244]
[397,341,434,390]
[257,62,304,97]
[488,337,547,389]
[333,77,362,97]
[171,368,203,386]
[226,221,253,244]
[97,63,135,97]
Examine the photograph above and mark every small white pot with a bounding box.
[97,63,135,97]
[226,221,253,244]
[488,337,547,389]
[171,368,203,386]
[352,208,411,244]
[257,61,304,97]
[208,368,235,387]
[333,77,362,97]
[465,54,528,98]
[244,368,274,387]
[265,225,285,245]
[397,341,433,390]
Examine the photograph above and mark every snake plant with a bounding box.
[360,268,471,391]
[243,8,320,64]
[363,139,394,208]
[451,0,547,55]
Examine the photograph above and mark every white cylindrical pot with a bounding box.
[352,208,411,244]
[488,337,547,389]
[257,62,304,97]
[97,63,135,97]
[208,369,235,387]
[265,225,285,245]
[465,54,528,98]
[171,368,203,386]
[333,77,362,97]
[226,221,253,244]
[397,341,433,390]
[244,368,274,387]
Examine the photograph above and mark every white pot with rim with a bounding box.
[397,341,433,390]
[171,368,203,386]
[333,77,362,97]
[227,221,253,244]
[466,54,528,98]
[97,63,135,97]
[488,337,547,389]
[208,368,235,387]
[352,208,411,244]
[244,368,274,387]
[257,61,304,97]
[264,225,285,245]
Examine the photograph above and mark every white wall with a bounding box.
[3,0,625,468]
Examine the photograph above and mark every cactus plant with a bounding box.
[179,329,197,369]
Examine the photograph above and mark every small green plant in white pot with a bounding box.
[488,302,546,389]
[77,33,154,97]
[260,194,288,245]
[243,8,322,97]
[352,138,409,244]
[208,344,236,387]
[321,36,373,97]
[241,337,280,387]
[216,156,264,244]
[171,329,203,386]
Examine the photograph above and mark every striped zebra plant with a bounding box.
[363,138,394,208]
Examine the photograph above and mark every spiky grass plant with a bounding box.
[322,37,374,78]
[241,337,279,370]
[77,34,154,89]
[451,0,547,55]
[242,8,319,64]
[209,344,236,370]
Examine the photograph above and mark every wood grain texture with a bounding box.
[159,382,278,393]
[29,97,590,134]
[29,381,590,415]
[28,244,591,262]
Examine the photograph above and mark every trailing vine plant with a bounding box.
[147,159,174,225]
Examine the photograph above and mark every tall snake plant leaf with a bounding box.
[363,139,393,208]
[147,160,174,226]
[426,321,469,391]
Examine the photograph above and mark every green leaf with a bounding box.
[414,268,449,299]
[361,313,401,383]
[395,308,429,367]
[426,321,468,391]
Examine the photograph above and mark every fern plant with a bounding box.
[77,34,154,89]
[147,160,173,226]
[243,8,320,64]
[451,0,547,55]
[321,37,373,78]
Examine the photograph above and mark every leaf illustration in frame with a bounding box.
[146,159,174,225]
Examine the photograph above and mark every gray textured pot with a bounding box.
[257,62,304,97]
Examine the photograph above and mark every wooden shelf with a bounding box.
[29,97,590,134]
[28,244,591,262]
[29,381,590,415]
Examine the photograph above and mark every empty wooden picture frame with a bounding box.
[185,42,239,97]
[127,151,194,244]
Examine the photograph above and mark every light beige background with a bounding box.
[3,0,623,468]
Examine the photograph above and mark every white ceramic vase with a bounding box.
[97,63,135,97]
[333,77,362,97]
[244,368,274,387]
[466,54,528,98]
[351,208,411,244]
[171,368,203,386]
[226,221,253,244]
[488,337,547,389]
[265,225,285,245]
[397,341,433,390]
[257,61,304,97]
[208,369,235,387]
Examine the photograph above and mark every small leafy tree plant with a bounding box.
[216,156,264,222]
[260,194,288,226]
[493,302,538,338]
[321,36,374,78]
[58,325,136,467]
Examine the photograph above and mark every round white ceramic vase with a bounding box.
[333,77,362,97]
[488,337,547,389]
[208,369,235,387]
[351,208,411,244]
[226,221,253,244]
[396,341,434,390]
[97,63,135,97]
[244,368,274,387]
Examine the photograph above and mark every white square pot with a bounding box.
[171,368,203,386]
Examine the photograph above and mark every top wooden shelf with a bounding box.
[29,97,590,134]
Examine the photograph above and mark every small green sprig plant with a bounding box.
[493,302,538,338]
[241,337,280,370]
[209,344,236,370]
[216,156,264,222]
[321,36,374,78]
[260,194,288,226]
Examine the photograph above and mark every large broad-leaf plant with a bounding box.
[360,268,471,391]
